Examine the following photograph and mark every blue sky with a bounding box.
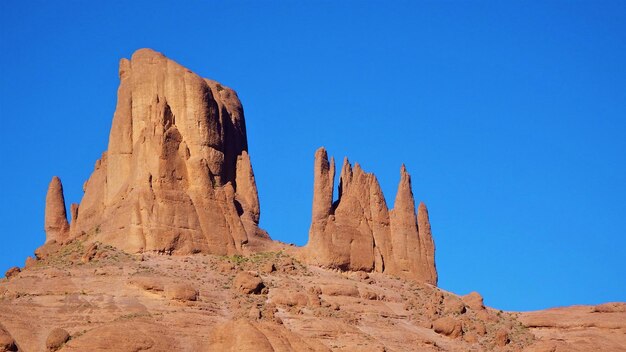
[1,1,624,311]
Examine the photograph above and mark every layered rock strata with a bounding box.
[306,147,437,285]
[45,48,266,255]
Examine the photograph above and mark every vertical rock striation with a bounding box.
[305,147,437,285]
[65,48,265,255]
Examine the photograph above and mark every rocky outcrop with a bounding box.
[433,316,463,338]
[233,271,265,294]
[165,283,198,302]
[61,48,265,255]
[305,147,437,285]
[3,267,20,280]
[462,292,485,311]
[46,328,69,351]
[44,176,70,244]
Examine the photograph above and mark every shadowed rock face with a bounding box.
[305,147,437,285]
[55,48,265,255]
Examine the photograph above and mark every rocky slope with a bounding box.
[1,49,624,351]
[2,243,624,351]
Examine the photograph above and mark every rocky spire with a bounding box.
[418,202,438,285]
[311,147,335,222]
[387,165,437,285]
[389,164,418,269]
[66,48,266,255]
[236,151,261,237]
[44,176,69,243]
[305,150,438,285]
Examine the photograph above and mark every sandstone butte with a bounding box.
[1,49,624,352]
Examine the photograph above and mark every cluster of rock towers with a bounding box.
[43,48,437,285]
[306,148,437,285]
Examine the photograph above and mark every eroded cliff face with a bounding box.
[305,147,437,285]
[45,48,265,255]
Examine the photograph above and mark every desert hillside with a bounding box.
[2,240,625,351]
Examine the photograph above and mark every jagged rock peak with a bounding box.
[305,148,437,285]
[44,176,69,244]
[62,48,267,255]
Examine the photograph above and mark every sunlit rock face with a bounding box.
[44,176,70,244]
[305,147,437,285]
[63,48,265,255]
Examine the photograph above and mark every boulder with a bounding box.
[46,327,70,351]
[462,291,485,311]
[165,283,198,301]
[443,295,466,315]
[233,271,265,294]
[320,284,360,297]
[433,316,463,338]
[269,288,309,307]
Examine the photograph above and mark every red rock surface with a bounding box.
[305,148,437,285]
[0,245,539,351]
[44,177,69,244]
[4,245,620,351]
[65,48,267,256]
[520,305,626,351]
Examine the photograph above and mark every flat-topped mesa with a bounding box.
[305,147,437,285]
[63,48,266,255]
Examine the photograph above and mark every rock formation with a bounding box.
[57,48,266,255]
[44,176,70,244]
[305,147,437,285]
[3,48,621,351]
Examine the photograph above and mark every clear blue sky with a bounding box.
[1,1,624,311]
